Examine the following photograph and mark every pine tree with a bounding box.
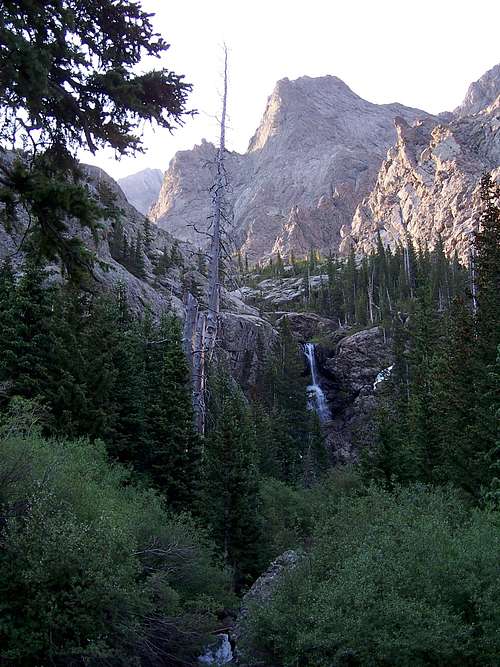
[132,231,146,278]
[143,218,154,254]
[0,258,17,405]
[142,315,201,510]
[475,174,500,366]
[79,295,123,440]
[429,297,484,492]
[1,256,56,404]
[201,369,262,590]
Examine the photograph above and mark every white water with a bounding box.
[304,343,331,422]
[198,634,233,665]
[373,364,394,390]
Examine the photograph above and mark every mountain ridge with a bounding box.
[136,64,499,262]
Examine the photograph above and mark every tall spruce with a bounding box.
[201,369,262,590]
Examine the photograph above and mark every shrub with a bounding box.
[242,484,500,666]
[0,434,233,665]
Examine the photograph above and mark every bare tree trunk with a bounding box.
[469,245,477,315]
[386,286,393,315]
[183,47,229,435]
[183,292,206,433]
[193,311,206,433]
[205,46,228,362]
[368,268,375,325]
[183,292,198,360]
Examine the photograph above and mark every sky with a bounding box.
[80,0,500,180]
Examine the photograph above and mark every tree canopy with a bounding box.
[0,0,192,276]
[0,0,191,156]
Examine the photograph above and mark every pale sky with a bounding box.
[81,0,500,180]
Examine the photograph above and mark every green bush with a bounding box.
[242,484,500,666]
[259,468,361,561]
[0,434,233,665]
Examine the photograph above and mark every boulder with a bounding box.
[234,551,300,667]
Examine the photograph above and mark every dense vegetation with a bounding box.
[0,178,497,665]
[241,484,500,667]
[0,430,232,665]
[0,1,499,665]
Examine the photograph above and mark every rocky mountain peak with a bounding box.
[454,62,500,117]
[247,75,361,154]
[147,66,498,264]
[150,73,432,260]
[118,167,163,215]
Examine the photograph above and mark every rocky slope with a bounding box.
[149,65,499,264]
[118,167,163,215]
[0,161,276,383]
[454,63,500,118]
[340,92,500,261]
[150,76,433,261]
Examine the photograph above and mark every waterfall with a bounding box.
[303,343,331,422]
[198,633,233,665]
[373,364,394,390]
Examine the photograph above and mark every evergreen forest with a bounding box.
[0,1,499,665]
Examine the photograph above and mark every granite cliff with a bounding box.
[150,76,433,260]
[148,65,499,263]
[341,70,500,261]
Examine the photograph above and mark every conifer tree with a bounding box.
[0,256,56,404]
[142,315,201,510]
[143,218,154,254]
[475,174,500,366]
[0,258,16,398]
[201,369,262,590]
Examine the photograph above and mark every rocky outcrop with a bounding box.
[340,96,500,262]
[151,76,432,261]
[454,63,500,118]
[117,167,163,215]
[340,65,500,261]
[231,274,329,309]
[235,550,300,667]
[320,326,393,462]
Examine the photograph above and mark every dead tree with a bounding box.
[183,47,229,434]
[205,46,228,362]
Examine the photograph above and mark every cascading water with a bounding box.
[303,343,331,422]
[198,634,233,665]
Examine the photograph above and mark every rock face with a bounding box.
[118,167,163,215]
[341,68,500,261]
[151,76,433,261]
[235,550,300,667]
[231,274,329,310]
[218,312,277,389]
[150,140,245,245]
[454,63,500,118]
[320,326,393,462]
